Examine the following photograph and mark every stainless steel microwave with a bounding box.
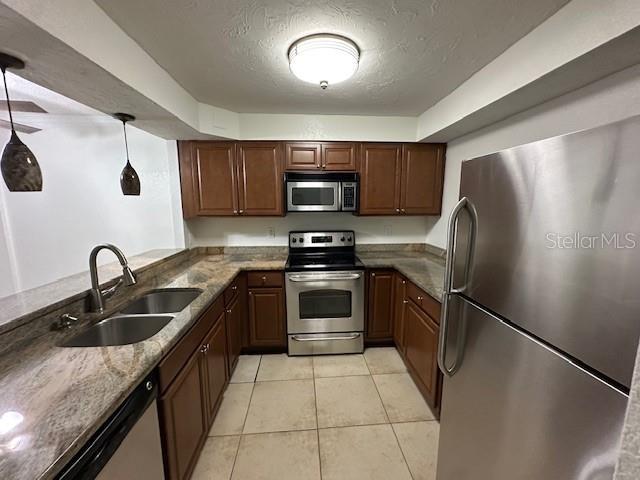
[285,172,358,212]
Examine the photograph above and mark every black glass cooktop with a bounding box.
[285,253,365,272]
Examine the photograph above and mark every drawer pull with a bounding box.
[292,333,360,342]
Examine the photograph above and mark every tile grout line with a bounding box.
[227,355,261,479]
[311,356,324,480]
[368,348,417,480]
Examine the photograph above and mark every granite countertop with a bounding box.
[0,249,444,480]
[358,251,445,301]
[0,253,286,480]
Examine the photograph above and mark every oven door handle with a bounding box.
[288,273,362,282]
[291,333,361,342]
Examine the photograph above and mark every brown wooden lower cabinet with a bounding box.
[159,349,208,480]
[247,286,286,348]
[403,299,440,408]
[366,269,395,343]
[202,312,228,422]
[158,300,229,480]
[225,293,242,375]
[392,273,408,353]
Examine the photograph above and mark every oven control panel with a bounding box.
[290,231,355,248]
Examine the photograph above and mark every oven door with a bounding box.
[286,271,364,333]
[287,181,340,212]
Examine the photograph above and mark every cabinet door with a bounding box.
[159,351,207,480]
[359,143,402,215]
[248,288,286,348]
[321,142,357,171]
[237,142,284,215]
[400,144,445,215]
[192,142,239,216]
[393,274,408,353]
[225,294,242,376]
[285,142,321,170]
[366,270,395,341]
[404,300,439,406]
[203,312,228,426]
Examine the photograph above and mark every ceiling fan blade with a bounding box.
[0,100,48,114]
[0,119,42,134]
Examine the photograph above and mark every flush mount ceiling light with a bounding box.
[288,34,359,89]
[0,52,42,192]
[113,113,141,196]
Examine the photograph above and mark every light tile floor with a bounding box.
[194,347,439,480]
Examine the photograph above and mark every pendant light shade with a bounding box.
[113,113,140,196]
[0,53,42,192]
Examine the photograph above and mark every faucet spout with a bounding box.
[89,244,137,313]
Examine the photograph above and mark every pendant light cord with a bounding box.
[122,120,130,160]
[1,67,15,132]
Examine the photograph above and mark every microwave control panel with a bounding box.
[341,182,357,211]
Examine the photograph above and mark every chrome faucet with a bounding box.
[89,244,137,313]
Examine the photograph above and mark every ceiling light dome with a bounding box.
[288,34,359,89]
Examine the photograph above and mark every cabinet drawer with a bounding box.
[224,275,241,305]
[247,271,283,288]
[407,282,441,323]
[158,295,224,394]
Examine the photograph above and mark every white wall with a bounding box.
[186,215,436,247]
[0,78,183,297]
[425,63,640,248]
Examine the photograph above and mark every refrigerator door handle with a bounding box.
[439,197,477,377]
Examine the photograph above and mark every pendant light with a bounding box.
[113,113,140,196]
[0,53,42,192]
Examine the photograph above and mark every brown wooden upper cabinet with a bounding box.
[285,142,357,171]
[237,142,284,216]
[359,143,402,215]
[359,143,445,215]
[178,141,284,218]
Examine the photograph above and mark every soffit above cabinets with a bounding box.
[94,0,569,116]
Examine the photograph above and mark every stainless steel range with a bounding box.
[285,231,365,355]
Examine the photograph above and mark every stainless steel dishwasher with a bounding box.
[56,373,165,479]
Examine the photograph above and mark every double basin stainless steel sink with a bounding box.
[61,288,203,347]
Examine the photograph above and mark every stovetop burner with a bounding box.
[285,230,363,272]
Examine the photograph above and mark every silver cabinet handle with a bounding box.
[417,295,423,301]
[288,273,362,282]
[239,209,244,214]
[371,272,375,277]
[402,300,409,304]
[395,208,400,213]
[292,333,360,342]
[438,197,477,378]
[231,285,237,291]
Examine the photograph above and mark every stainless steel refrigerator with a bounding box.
[436,116,640,479]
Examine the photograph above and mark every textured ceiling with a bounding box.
[96,0,570,116]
